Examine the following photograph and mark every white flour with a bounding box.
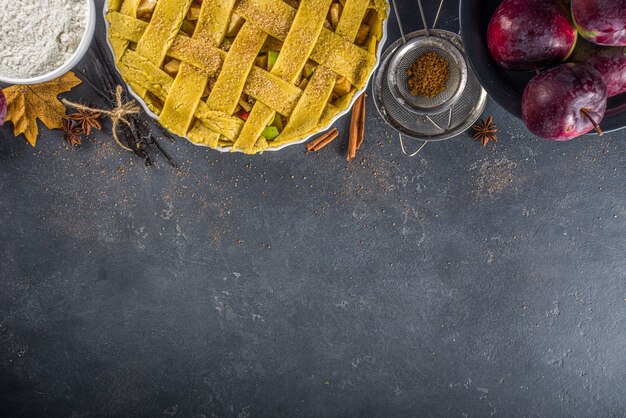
[0,0,87,78]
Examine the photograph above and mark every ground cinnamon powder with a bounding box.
[406,51,449,98]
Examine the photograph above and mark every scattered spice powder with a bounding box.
[405,51,449,98]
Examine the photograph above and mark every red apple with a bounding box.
[487,0,578,71]
[572,0,626,46]
[522,63,608,141]
[571,39,626,97]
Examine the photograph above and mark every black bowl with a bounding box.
[459,0,626,134]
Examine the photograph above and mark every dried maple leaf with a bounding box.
[3,72,82,146]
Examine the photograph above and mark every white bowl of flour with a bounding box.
[0,0,96,85]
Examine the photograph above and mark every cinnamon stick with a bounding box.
[356,93,367,150]
[348,94,366,161]
[306,128,339,152]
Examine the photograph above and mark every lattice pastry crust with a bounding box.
[106,0,388,154]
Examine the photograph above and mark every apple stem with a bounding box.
[581,109,603,137]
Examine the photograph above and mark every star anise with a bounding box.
[61,117,84,146]
[68,108,102,136]
[472,115,498,147]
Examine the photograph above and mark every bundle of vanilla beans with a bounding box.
[74,39,177,168]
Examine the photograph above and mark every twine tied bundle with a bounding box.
[63,85,141,151]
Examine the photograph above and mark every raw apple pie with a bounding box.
[106,0,388,154]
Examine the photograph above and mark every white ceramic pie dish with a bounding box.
[0,0,96,85]
[102,1,389,154]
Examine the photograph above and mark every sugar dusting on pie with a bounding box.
[106,0,388,154]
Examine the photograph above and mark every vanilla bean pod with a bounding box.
[86,42,147,159]
[77,38,177,167]
[92,40,177,145]
[135,117,176,167]
[91,40,142,156]
[73,68,109,102]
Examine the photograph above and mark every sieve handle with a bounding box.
[417,0,430,36]
[395,0,448,41]
[432,0,445,31]
[390,0,406,44]
[399,134,428,157]
[417,0,446,35]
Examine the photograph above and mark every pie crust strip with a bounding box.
[160,0,236,139]
[117,49,244,140]
[207,22,267,115]
[234,0,376,88]
[107,12,302,117]
[274,65,336,146]
[233,0,333,153]
[335,0,371,41]
[275,0,370,146]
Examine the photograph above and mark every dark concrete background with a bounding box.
[1,1,625,417]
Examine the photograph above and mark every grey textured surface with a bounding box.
[1,1,625,417]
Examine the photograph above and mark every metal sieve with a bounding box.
[387,35,468,115]
[375,0,487,156]
[375,30,487,140]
